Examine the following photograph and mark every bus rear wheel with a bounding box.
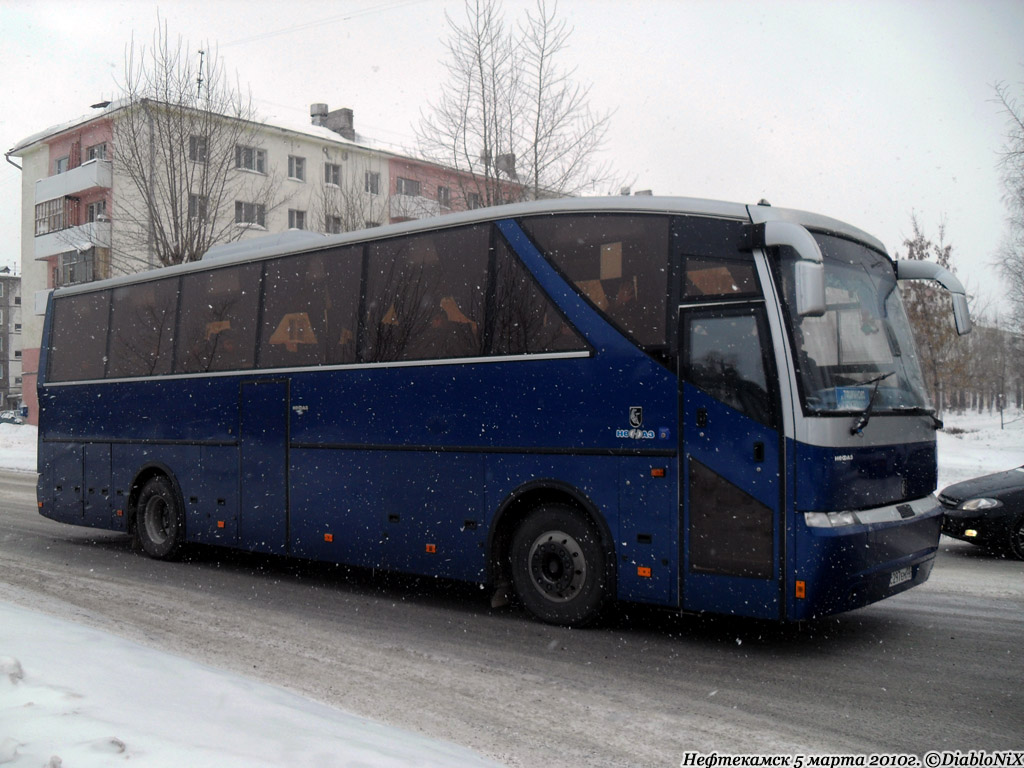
[510,505,609,627]
[134,476,184,560]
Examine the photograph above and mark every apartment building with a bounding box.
[7,100,504,423]
[0,268,22,412]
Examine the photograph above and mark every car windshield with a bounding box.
[773,233,931,415]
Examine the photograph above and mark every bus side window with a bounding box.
[363,226,489,362]
[490,234,584,354]
[519,213,669,348]
[175,264,260,373]
[48,290,111,382]
[107,278,178,378]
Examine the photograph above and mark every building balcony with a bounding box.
[34,220,111,261]
[390,194,440,221]
[35,159,112,203]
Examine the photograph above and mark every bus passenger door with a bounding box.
[679,304,784,619]
[239,380,289,555]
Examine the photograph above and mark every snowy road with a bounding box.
[1,469,1021,766]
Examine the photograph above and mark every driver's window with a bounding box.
[684,310,776,427]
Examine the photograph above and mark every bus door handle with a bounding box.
[753,442,765,462]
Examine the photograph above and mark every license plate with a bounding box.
[889,566,912,587]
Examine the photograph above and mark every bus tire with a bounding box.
[510,505,609,627]
[134,476,184,560]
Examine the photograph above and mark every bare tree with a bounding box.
[417,0,613,208]
[897,214,970,413]
[312,174,391,234]
[994,78,1024,331]
[112,21,280,272]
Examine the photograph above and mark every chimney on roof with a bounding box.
[311,103,355,141]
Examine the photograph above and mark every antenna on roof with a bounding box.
[197,49,205,99]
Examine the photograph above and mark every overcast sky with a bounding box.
[2,0,1021,317]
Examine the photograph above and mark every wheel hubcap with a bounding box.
[143,496,171,544]
[527,530,586,603]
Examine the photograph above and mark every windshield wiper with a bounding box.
[849,371,895,435]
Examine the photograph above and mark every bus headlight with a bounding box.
[804,511,860,528]
[960,498,1000,511]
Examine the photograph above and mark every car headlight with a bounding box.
[960,497,1001,511]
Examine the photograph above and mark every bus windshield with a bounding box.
[775,234,930,415]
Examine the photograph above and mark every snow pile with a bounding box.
[0,601,496,768]
[936,409,1024,489]
[0,423,36,474]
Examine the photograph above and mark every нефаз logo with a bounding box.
[628,406,643,428]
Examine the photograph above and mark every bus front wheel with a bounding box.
[134,476,184,560]
[510,505,609,627]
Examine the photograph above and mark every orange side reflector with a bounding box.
[650,468,666,478]
[795,580,806,599]
[116,509,123,517]
[38,501,44,509]
[426,543,437,554]
[217,521,225,529]
[637,566,652,578]
[324,533,334,543]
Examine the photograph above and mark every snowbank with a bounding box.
[0,601,496,768]
[0,423,36,474]
[936,409,1024,489]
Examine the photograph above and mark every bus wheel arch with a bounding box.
[128,464,186,560]
[490,482,616,627]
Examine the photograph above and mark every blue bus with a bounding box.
[36,197,971,625]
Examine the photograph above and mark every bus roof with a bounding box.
[50,195,887,298]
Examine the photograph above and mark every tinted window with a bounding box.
[684,310,776,427]
[176,264,261,373]
[107,278,178,378]
[363,225,489,362]
[49,291,111,382]
[258,247,362,369]
[520,214,669,347]
[677,217,758,299]
[490,235,584,354]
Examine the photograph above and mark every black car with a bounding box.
[939,466,1024,560]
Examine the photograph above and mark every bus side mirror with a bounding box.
[752,221,826,316]
[794,260,826,318]
[895,259,972,335]
[951,293,972,336]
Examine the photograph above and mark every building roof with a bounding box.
[7,98,417,166]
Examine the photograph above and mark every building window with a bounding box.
[60,251,93,286]
[34,198,74,236]
[14,350,21,360]
[467,192,482,210]
[288,209,306,230]
[437,186,451,208]
[189,194,208,220]
[86,143,107,161]
[235,201,266,227]
[365,171,380,195]
[15,377,21,386]
[0,284,4,297]
[396,177,421,197]
[54,156,69,174]
[189,135,208,163]
[235,145,266,173]
[13,297,19,306]
[324,162,341,186]
[288,155,306,181]
[87,200,107,222]
[13,324,21,333]
[325,214,342,234]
